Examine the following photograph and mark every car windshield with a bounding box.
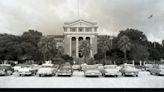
[145,64,153,67]
[54,65,59,68]
[86,65,97,69]
[87,68,98,71]
[124,65,134,68]
[60,66,71,70]
[21,65,31,68]
[60,68,71,70]
[104,65,117,69]
[159,65,164,69]
[0,66,11,69]
[42,66,53,68]
[61,65,71,68]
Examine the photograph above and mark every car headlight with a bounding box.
[3,69,5,71]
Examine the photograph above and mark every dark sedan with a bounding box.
[57,64,73,76]
[0,64,14,76]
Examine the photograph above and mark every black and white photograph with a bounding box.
[0,0,164,88]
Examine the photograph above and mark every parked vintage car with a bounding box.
[37,64,59,77]
[103,65,121,77]
[81,63,87,71]
[84,65,102,77]
[72,64,81,71]
[0,64,14,76]
[96,64,104,69]
[144,64,153,71]
[17,64,38,76]
[119,64,139,77]
[13,64,24,72]
[96,64,104,74]
[149,64,164,76]
[57,64,73,76]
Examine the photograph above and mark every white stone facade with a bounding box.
[63,19,98,58]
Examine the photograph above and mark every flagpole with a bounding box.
[77,0,80,19]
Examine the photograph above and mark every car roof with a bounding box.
[86,65,97,68]
[0,64,11,66]
[104,65,117,67]
[42,64,54,66]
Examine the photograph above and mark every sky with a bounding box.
[0,0,164,43]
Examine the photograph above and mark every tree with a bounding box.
[94,53,104,64]
[147,42,162,61]
[117,28,150,64]
[22,29,42,47]
[79,40,91,63]
[129,43,149,64]
[17,42,36,63]
[38,36,57,62]
[0,34,22,61]
[162,40,164,59]
[162,40,164,47]
[117,35,132,63]
[87,58,95,65]
[98,35,112,64]
[21,29,43,62]
[61,54,73,65]
[118,28,148,45]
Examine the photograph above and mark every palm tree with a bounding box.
[98,36,112,65]
[79,40,91,63]
[117,35,132,63]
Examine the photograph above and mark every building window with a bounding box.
[86,28,92,32]
[70,28,76,32]
[64,28,67,32]
[79,28,83,32]
[94,28,97,32]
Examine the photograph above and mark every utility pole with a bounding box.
[77,0,80,18]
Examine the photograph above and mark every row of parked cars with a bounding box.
[0,63,164,77]
[144,64,164,76]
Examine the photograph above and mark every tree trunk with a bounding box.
[84,56,86,63]
[104,53,107,65]
[124,51,127,63]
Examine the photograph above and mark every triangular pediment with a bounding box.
[64,19,97,27]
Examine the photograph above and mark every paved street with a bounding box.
[0,71,164,88]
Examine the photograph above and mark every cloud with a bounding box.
[0,0,163,43]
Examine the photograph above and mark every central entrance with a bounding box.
[71,36,91,58]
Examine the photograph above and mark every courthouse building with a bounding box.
[48,19,113,60]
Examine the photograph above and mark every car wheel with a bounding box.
[122,73,125,76]
[115,75,118,77]
[151,72,155,75]
[19,74,22,76]
[6,70,12,76]
[156,73,160,76]
[39,74,42,77]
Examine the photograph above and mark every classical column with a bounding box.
[90,37,93,57]
[69,37,72,56]
[76,27,78,32]
[76,37,79,58]
[92,28,94,32]
[84,27,86,32]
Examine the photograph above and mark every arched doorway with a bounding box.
[71,37,76,57]
[79,37,83,58]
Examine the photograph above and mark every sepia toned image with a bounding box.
[0,0,164,88]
